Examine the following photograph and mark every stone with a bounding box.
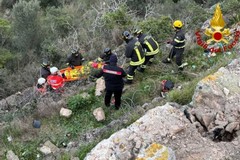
[93,107,105,121]
[223,87,230,96]
[6,150,19,160]
[95,78,105,96]
[43,140,59,154]
[60,108,72,118]
[39,146,51,155]
[225,122,239,133]
[202,114,215,128]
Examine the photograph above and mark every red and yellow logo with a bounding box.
[195,4,239,53]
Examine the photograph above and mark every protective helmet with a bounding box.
[104,48,111,54]
[122,31,132,40]
[50,66,58,74]
[71,47,78,54]
[42,59,50,67]
[38,77,46,85]
[173,20,183,28]
[133,28,142,36]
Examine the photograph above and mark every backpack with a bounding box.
[161,80,174,92]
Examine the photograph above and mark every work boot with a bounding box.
[178,62,188,71]
[124,79,133,85]
[137,67,144,73]
[162,58,171,64]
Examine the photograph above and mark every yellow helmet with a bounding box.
[173,20,183,28]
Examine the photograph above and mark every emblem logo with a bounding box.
[195,4,239,53]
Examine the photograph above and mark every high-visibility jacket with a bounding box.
[170,29,185,49]
[47,75,64,90]
[138,33,159,56]
[125,38,145,66]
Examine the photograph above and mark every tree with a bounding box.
[12,0,41,52]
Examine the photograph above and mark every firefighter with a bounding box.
[40,59,51,79]
[97,48,113,64]
[162,20,186,71]
[47,67,64,91]
[122,30,145,84]
[66,47,85,69]
[36,77,47,94]
[94,54,126,110]
[133,29,159,72]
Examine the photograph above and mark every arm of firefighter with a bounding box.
[94,69,104,78]
[125,45,132,58]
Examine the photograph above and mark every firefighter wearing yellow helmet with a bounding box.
[162,20,186,71]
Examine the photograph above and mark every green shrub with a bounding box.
[39,0,62,9]
[167,79,199,105]
[0,48,14,68]
[1,0,17,9]
[135,16,172,43]
[43,7,73,38]
[12,0,41,52]
[67,90,96,111]
[102,5,133,29]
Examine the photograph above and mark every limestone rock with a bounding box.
[6,150,19,160]
[95,78,105,96]
[60,108,72,118]
[39,141,59,155]
[93,107,105,121]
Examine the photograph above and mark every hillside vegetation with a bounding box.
[0,0,240,159]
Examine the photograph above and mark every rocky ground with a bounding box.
[1,58,240,160]
[85,58,240,160]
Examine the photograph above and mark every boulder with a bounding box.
[93,107,105,121]
[95,78,105,96]
[60,108,72,118]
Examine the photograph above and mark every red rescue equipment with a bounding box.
[47,75,64,90]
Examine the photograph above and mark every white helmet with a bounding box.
[38,77,46,85]
[50,67,58,74]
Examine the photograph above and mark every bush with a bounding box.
[1,0,17,9]
[102,5,133,30]
[0,18,11,46]
[12,0,41,52]
[0,48,14,68]
[67,90,96,111]
[135,16,172,43]
[39,0,62,9]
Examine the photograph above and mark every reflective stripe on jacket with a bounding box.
[170,29,185,49]
[138,34,159,56]
[125,38,145,66]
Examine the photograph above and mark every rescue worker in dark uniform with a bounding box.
[122,31,145,84]
[66,47,85,69]
[133,29,159,72]
[162,20,186,71]
[40,59,51,79]
[95,54,126,110]
[97,48,113,64]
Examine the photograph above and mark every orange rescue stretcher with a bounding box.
[59,61,103,82]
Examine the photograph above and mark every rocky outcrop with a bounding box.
[85,58,240,160]
[190,58,240,142]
